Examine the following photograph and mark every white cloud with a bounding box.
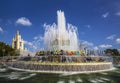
[24,40,38,51]
[102,12,109,18]
[93,46,99,50]
[116,38,120,44]
[16,17,32,26]
[24,35,44,52]
[81,41,93,47]
[33,35,44,41]
[24,41,33,46]
[33,35,44,47]
[106,34,116,40]
[0,27,3,33]
[115,12,120,16]
[99,44,112,49]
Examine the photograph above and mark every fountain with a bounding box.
[7,10,113,73]
[44,10,79,51]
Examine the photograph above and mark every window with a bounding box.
[20,42,22,47]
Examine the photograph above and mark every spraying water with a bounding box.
[44,10,79,51]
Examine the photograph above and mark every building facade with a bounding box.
[12,30,24,54]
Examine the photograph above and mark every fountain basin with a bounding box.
[8,62,113,73]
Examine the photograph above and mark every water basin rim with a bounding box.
[8,66,116,74]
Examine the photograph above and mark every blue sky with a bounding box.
[0,0,120,51]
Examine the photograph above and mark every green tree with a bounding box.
[104,49,120,56]
[0,42,17,57]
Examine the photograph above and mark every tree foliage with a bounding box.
[104,49,120,56]
[0,42,17,57]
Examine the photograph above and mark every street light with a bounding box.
[2,49,5,59]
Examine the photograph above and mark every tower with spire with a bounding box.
[12,30,24,54]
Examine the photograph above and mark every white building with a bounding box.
[12,30,24,54]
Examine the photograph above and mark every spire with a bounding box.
[16,30,20,35]
[12,37,15,41]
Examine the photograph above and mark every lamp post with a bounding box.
[2,49,5,59]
